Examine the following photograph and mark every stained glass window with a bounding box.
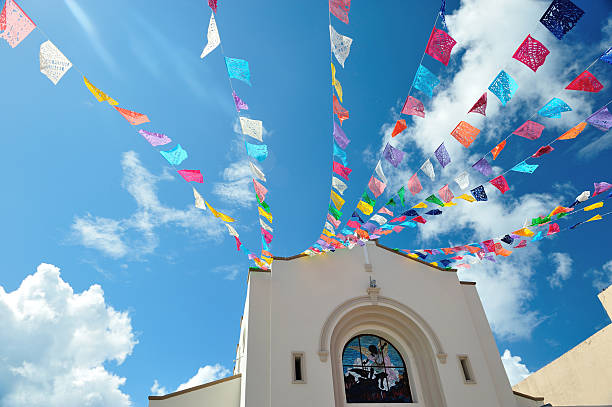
[342,334,413,403]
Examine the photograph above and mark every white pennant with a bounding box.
[454,171,470,190]
[332,176,347,195]
[260,218,273,232]
[225,223,239,237]
[249,161,266,182]
[375,161,387,184]
[576,190,590,202]
[39,40,72,85]
[193,187,206,210]
[370,214,388,225]
[329,25,353,68]
[324,221,335,234]
[239,117,263,142]
[420,159,435,180]
[200,13,221,59]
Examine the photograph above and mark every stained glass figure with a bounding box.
[512,34,550,72]
[539,0,584,40]
[343,334,413,403]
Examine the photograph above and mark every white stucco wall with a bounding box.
[148,375,241,407]
[238,241,518,407]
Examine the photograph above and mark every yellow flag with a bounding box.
[331,63,343,102]
[444,202,457,207]
[205,201,235,222]
[513,227,534,237]
[83,76,118,105]
[261,256,273,265]
[412,202,428,209]
[456,194,476,202]
[258,206,273,223]
[430,262,438,267]
[584,201,603,211]
[331,190,345,210]
[586,214,602,222]
[408,253,418,258]
[357,200,373,215]
[322,229,334,237]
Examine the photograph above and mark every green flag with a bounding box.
[398,187,406,206]
[329,204,343,220]
[425,194,444,207]
[361,191,376,207]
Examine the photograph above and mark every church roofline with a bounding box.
[148,374,241,400]
[512,390,545,402]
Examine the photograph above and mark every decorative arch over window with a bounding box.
[342,334,413,403]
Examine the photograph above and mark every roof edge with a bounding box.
[148,374,241,400]
[512,390,545,402]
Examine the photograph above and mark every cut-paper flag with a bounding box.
[426,209,442,215]
[260,207,273,223]
[438,184,454,203]
[488,70,518,106]
[83,77,118,105]
[412,202,427,209]
[233,91,248,112]
[205,201,235,222]
[333,120,350,149]
[408,173,422,196]
[333,95,349,123]
[375,161,387,184]
[0,0,35,48]
[392,119,407,137]
[329,0,350,24]
[253,179,268,201]
[539,0,584,40]
[333,141,347,166]
[566,70,603,92]
[370,214,387,225]
[160,144,188,166]
[456,193,475,202]
[557,122,586,140]
[512,34,549,72]
[245,142,268,161]
[491,140,506,160]
[538,98,572,118]
[225,57,251,85]
[378,207,393,216]
[114,107,150,125]
[489,175,509,194]
[383,143,405,167]
[193,187,206,210]
[240,117,263,142]
[177,170,203,183]
[39,40,72,85]
[426,194,445,207]
[421,159,435,180]
[434,143,451,168]
[139,130,172,146]
[329,25,352,68]
[208,0,217,12]
[584,202,603,211]
[470,185,487,201]
[332,161,352,181]
[332,176,347,195]
[532,145,554,158]
[586,214,603,222]
[451,121,480,148]
[225,223,239,238]
[549,206,573,217]
[412,64,440,97]
[514,240,527,248]
[260,219,273,233]
[368,176,386,198]
[548,223,560,235]
[472,157,492,177]
[329,204,343,220]
[327,214,340,229]
[513,120,545,140]
[398,187,406,205]
[602,47,612,65]
[401,96,425,117]
[331,63,343,102]
[331,190,345,210]
[200,13,220,59]
[594,182,612,196]
[586,107,612,131]
[357,200,373,216]
[425,26,456,66]
[454,171,469,190]
[250,161,266,182]
[514,227,534,237]
[468,93,487,116]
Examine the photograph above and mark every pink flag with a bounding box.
[468,93,487,116]
[532,145,554,158]
[438,184,454,203]
[232,91,248,112]
[513,120,545,140]
[390,215,407,223]
[425,27,457,66]
[177,169,203,183]
[392,225,404,233]
[327,213,341,228]
[594,181,612,196]
[368,176,386,197]
[512,34,550,72]
[253,179,268,201]
[401,95,425,117]
[114,106,150,125]
[347,220,360,228]
[514,240,527,248]
[547,223,560,235]
[489,175,509,194]
[261,228,273,244]
[408,173,423,195]
[378,207,393,216]
[332,161,352,181]
[234,236,241,251]
[208,0,217,12]
[565,70,603,93]
[0,0,36,48]
[329,0,350,24]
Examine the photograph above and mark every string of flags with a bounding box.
[1,0,270,268]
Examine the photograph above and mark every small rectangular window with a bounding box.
[458,355,476,384]
[292,352,306,383]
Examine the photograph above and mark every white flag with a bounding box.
[39,40,72,85]
[225,223,239,237]
[240,117,263,142]
[375,161,387,184]
[200,13,221,59]
[193,187,206,210]
[329,25,353,68]
[370,214,388,225]
[420,159,435,180]
[249,161,266,182]
[454,171,470,190]
[332,176,347,195]
[576,190,590,202]
[260,218,273,232]
[324,222,335,234]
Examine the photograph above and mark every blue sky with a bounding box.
[0,0,611,405]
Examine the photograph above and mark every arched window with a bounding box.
[342,334,413,403]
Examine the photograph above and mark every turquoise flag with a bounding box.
[160,144,188,166]
[225,57,251,85]
[245,142,268,161]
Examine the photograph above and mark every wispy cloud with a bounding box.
[212,264,241,280]
[213,160,256,207]
[589,259,612,291]
[71,151,226,259]
[151,364,230,397]
[547,252,573,288]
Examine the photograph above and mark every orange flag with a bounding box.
[114,106,150,125]
[557,122,587,140]
[491,140,506,160]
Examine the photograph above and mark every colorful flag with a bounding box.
[514,239,527,248]
[361,191,376,207]
[0,0,35,48]
[472,157,492,177]
[586,214,603,222]
[488,70,518,106]
[468,92,487,116]
[470,185,487,201]
[514,227,534,237]
[511,161,539,173]
[332,161,352,180]
[513,120,545,140]
[39,40,72,85]
[329,25,352,67]
[451,121,480,148]
[392,119,407,137]
[594,182,612,196]
[249,161,266,182]
[177,169,203,183]
[401,95,425,117]
[539,0,584,40]
[357,200,373,215]
[205,201,235,222]
[332,176,347,194]
[83,77,118,105]
[260,219,273,233]
[549,206,573,217]
[408,173,422,195]
[375,161,387,184]
[261,228,273,244]
[193,187,206,210]
[259,206,273,223]
[601,47,612,65]
[378,207,393,216]
[329,204,343,220]
[434,142,451,168]
[412,216,427,224]
[566,70,603,92]
[329,0,350,24]
[139,130,171,146]
[368,176,386,197]
[208,0,217,12]
[333,95,349,123]
[114,107,150,125]
[331,63,343,102]
[489,175,509,194]
[584,202,603,211]
[557,122,586,140]
[412,64,440,97]
[491,140,506,160]
[547,223,560,235]
[438,184,454,203]
[454,171,469,190]
[253,179,268,201]
[586,107,612,131]
[370,214,388,225]
[425,209,442,215]
[538,98,572,118]
[398,186,406,206]
[512,34,549,72]
[333,141,347,166]
[383,143,405,167]
[456,193,475,202]
[160,144,188,166]
[331,190,345,209]
[425,26,456,66]
[532,145,554,158]
[225,57,251,85]
[333,120,350,149]
[420,159,435,180]
[426,194,445,207]
[240,117,263,142]
[245,142,268,161]
[233,91,248,112]
[201,13,220,59]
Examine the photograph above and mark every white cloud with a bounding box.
[590,259,612,291]
[151,364,230,396]
[212,264,241,280]
[501,349,531,386]
[213,160,256,207]
[71,151,226,258]
[547,252,573,288]
[0,263,136,407]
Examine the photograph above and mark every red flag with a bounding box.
[491,140,506,160]
[411,216,427,224]
[512,34,550,72]
[468,92,487,116]
[208,0,217,12]
[565,70,603,93]
[333,95,349,124]
[391,119,407,137]
[401,96,425,117]
[532,145,554,158]
[114,106,150,125]
[489,175,509,194]
[329,0,350,24]
[234,236,242,251]
[547,223,560,235]
[425,27,457,66]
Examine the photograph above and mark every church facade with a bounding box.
[149,241,536,407]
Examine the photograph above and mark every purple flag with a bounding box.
[383,143,405,167]
[594,182,612,196]
[434,143,451,168]
[333,120,350,149]
[586,106,612,131]
[472,157,492,177]
[361,222,377,233]
[232,91,248,112]
[139,129,172,146]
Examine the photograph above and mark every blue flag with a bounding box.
[160,144,188,166]
[225,57,251,85]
